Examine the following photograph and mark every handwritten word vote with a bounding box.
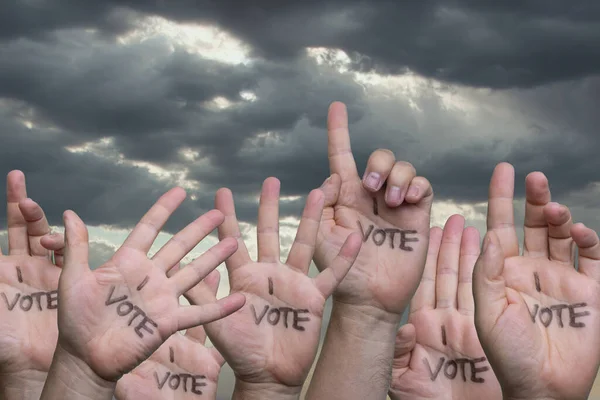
[1,290,58,311]
[105,286,158,339]
[424,356,490,383]
[154,371,206,395]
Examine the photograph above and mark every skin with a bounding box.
[203,177,362,400]
[306,101,433,400]
[40,187,246,400]
[116,270,226,400]
[474,163,600,400]
[389,215,502,400]
[0,170,63,400]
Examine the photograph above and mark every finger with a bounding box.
[41,233,66,268]
[362,149,396,192]
[487,162,519,257]
[210,347,226,367]
[152,209,224,271]
[122,187,187,253]
[6,170,29,255]
[177,293,246,331]
[410,227,442,313]
[171,237,238,296]
[19,198,52,258]
[313,232,361,297]
[62,210,90,281]
[544,202,574,264]
[523,172,551,258]
[435,215,464,309]
[384,161,417,207]
[257,177,280,263]
[320,174,341,209]
[184,269,219,304]
[286,189,324,273]
[327,101,359,182]
[214,188,251,271]
[393,324,416,370]
[405,176,434,208]
[572,223,600,282]
[473,231,507,335]
[457,226,480,314]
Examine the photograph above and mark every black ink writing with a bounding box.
[534,272,541,292]
[250,304,310,331]
[373,198,378,216]
[357,221,418,251]
[170,347,175,363]
[423,356,489,383]
[154,371,206,395]
[1,290,58,311]
[441,325,447,346]
[105,286,158,338]
[526,302,590,328]
[16,267,23,283]
[268,278,273,295]
[136,276,149,291]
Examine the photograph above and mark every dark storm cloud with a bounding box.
[3,1,600,88]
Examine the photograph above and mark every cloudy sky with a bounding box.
[1,1,600,398]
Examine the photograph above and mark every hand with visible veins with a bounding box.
[389,215,501,400]
[40,187,247,400]
[474,163,600,400]
[115,270,226,400]
[306,102,433,400]
[204,177,361,400]
[0,170,64,400]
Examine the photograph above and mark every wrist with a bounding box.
[232,379,301,400]
[329,300,401,339]
[41,342,115,399]
[0,369,47,400]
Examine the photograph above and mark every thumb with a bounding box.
[321,173,341,208]
[393,323,416,370]
[62,210,90,280]
[473,231,507,335]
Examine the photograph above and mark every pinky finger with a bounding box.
[405,176,433,206]
[41,233,65,267]
[177,293,246,331]
[572,223,600,281]
[313,232,361,297]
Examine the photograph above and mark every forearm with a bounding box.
[232,380,301,400]
[40,344,116,400]
[305,301,401,400]
[0,369,46,400]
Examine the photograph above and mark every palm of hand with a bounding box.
[488,255,600,399]
[115,331,222,400]
[210,262,326,386]
[0,255,60,373]
[319,178,431,313]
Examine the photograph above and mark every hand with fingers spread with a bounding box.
[307,102,433,400]
[389,215,501,400]
[40,187,246,400]
[203,177,361,400]
[0,170,64,400]
[115,270,226,400]
[474,162,600,400]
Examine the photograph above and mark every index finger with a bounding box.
[6,170,29,255]
[327,102,359,182]
[487,162,519,257]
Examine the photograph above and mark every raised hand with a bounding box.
[116,270,226,400]
[204,177,361,399]
[307,102,433,400]
[316,101,433,318]
[0,170,63,400]
[389,215,501,400]
[40,187,246,400]
[474,163,600,400]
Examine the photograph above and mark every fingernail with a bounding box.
[407,186,419,199]
[387,186,402,205]
[364,172,381,190]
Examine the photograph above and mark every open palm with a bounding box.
[315,102,433,315]
[474,163,600,400]
[116,270,226,400]
[204,178,361,388]
[0,170,62,378]
[55,187,245,382]
[390,216,501,400]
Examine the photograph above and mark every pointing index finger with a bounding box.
[327,102,359,181]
